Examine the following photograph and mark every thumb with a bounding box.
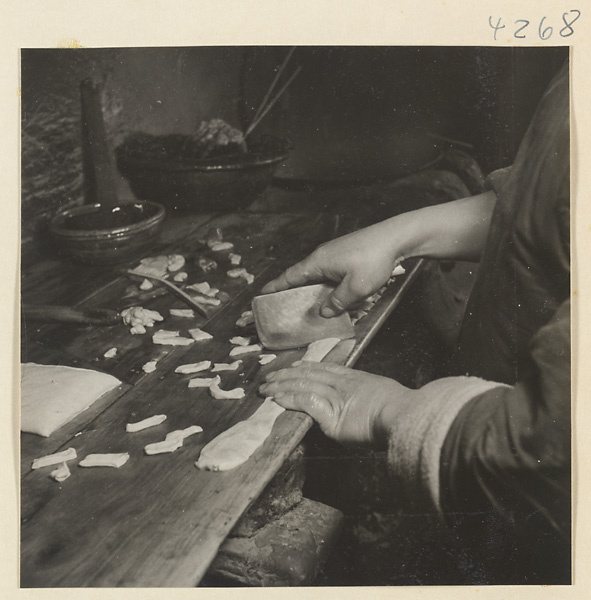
[320,275,361,317]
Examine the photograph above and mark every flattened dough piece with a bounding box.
[51,462,71,483]
[188,375,221,388]
[188,328,214,342]
[196,399,284,471]
[212,361,242,372]
[229,344,262,357]
[22,363,121,438]
[301,337,341,363]
[209,381,245,400]
[144,426,203,455]
[79,453,130,468]
[32,447,77,470]
[126,414,167,432]
[175,361,211,374]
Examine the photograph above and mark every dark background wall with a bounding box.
[21,46,568,239]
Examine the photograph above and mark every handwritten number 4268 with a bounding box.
[489,11,581,40]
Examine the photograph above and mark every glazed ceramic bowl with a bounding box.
[115,133,290,212]
[49,200,165,264]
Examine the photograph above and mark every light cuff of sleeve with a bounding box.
[387,376,509,513]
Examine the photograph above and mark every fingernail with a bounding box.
[321,304,337,318]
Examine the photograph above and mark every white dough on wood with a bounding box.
[229,344,262,357]
[51,462,71,482]
[144,426,203,455]
[173,271,188,282]
[169,308,195,318]
[103,347,117,359]
[236,310,254,327]
[175,361,211,374]
[229,336,251,346]
[212,361,242,372]
[153,330,194,346]
[79,453,130,468]
[229,253,242,265]
[142,360,158,373]
[188,328,213,341]
[258,354,277,365]
[211,241,234,252]
[32,447,77,470]
[126,414,167,432]
[209,380,245,400]
[188,375,221,388]
[301,337,341,363]
[195,399,284,471]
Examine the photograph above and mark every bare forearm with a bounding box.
[382,190,497,263]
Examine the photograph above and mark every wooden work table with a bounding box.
[20,209,422,587]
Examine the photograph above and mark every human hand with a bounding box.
[262,222,403,317]
[259,361,415,447]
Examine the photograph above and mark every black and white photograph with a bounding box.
[19,44,571,588]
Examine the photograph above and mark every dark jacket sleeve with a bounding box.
[440,298,571,542]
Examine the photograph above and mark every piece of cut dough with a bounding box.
[191,294,221,307]
[121,306,164,334]
[227,268,254,284]
[103,347,117,359]
[22,364,121,438]
[301,337,341,363]
[140,278,154,291]
[209,380,245,400]
[32,447,77,470]
[229,253,242,265]
[211,242,234,252]
[392,264,406,277]
[126,414,167,433]
[188,328,213,342]
[79,453,130,468]
[173,271,188,282]
[259,354,277,365]
[229,344,262,357]
[169,308,195,318]
[186,282,218,297]
[51,462,71,483]
[236,310,254,327]
[144,426,203,455]
[175,361,211,374]
[229,336,251,346]
[212,361,242,373]
[188,375,221,388]
[196,399,284,471]
[153,330,195,346]
[142,360,158,373]
[167,254,185,272]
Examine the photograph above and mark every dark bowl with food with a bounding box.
[115,132,290,212]
[49,200,166,264]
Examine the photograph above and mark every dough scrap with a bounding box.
[229,344,262,357]
[169,308,195,318]
[191,294,221,307]
[175,361,211,374]
[392,264,406,277]
[227,268,254,285]
[126,414,167,432]
[212,361,242,372]
[142,360,158,373]
[188,328,213,342]
[144,426,203,455]
[167,254,185,272]
[229,336,251,346]
[195,399,284,471]
[186,282,218,297]
[32,447,77,470]
[229,253,242,265]
[103,347,117,359]
[188,375,221,388]
[259,354,277,365]
[153,330,195,346]
[121,306,164,333]
[51,462,71,483]
[301,337,341,363]
[209,380,245,400]
[139,278,154,291]
[173,271,188,282]
[79,453,130,468]
[236,310,254,327]
[211,242,234,252]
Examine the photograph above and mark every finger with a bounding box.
[267,362,354,382]
[271,392,337,432]
[260,376,340,402]
[261,257,326,294]
[320,274,366,317]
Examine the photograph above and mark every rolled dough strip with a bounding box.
[79,453,130,468]
[144,426,203,455]
[209,381,245,400]
[301,337,341,363]
[153,330,195,346]
[229,344,262,357]
[188,375,221,388]
[188,328,213,341]
[195,399,284,471]
[211,241,234,252]
[212,361,242,373]
[229,336,251,346]
[51,462,71,483]
[175,361,211,374]
[167,254,185,272]
[191,294,221,307]
[169,308,195,318]
[186,282,219,297]
[32,447,77,470]
[229,253,242,265]
[259,354,277,365]
[126,414,167,433]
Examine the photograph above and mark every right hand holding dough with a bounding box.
[262,223,402,317]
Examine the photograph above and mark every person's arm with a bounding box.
[263,190,497,316]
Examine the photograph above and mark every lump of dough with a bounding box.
[121,306,164,334]
[229,344,262,357]
[79,453,130,468]
[126,414,167,432]
[191,294,221,307]
[188,375,221,388]
[195,399,284,471]
[211,242,234,252]
[392,264,406,277]
[229,253,242,265]
[186,282,219,297]
[209,380,245,400]
[142,360,158,373]
[51,462,71,483]
[236,310,254,327]
[140,278,154,291]
[144,426,203,455]
[259,354,277,365]
[188,328,213,342]
[212,361,242,373]
[227,268,254,285]
[229,336,251,346]
[32,447,77,470]
[173,271,188,282]
[103,347,117,359]
[175,361,211,374]
[169,308,195,318]
[301,337,341,363]
[152,330,195,346]
[166,254,185,272]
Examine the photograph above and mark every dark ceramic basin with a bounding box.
[49,200,165,264]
